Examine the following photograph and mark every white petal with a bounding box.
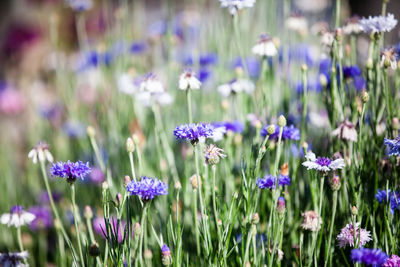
[302,161,320,170]
[305,151,316,162]
[45,150,54,163]
[38,149,45,162]
[329,159,346,170]
[0,213,11,225]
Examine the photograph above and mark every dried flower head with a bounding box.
[381,48,398,70]
[301,210,322,232]
[204,144,226,165]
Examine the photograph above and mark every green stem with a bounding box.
[187,89,193,124]
[212,165,222,253]
[128,152,137,182]
[301,67,308,145]
[324,190,338,267]
[17,227,24,252]
[71,184,85,266]
[335,0,341,28]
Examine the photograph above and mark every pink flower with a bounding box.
[336,222,372,248]
[382,254,400,267]
[0,89,25,115]
[93,217,128,243]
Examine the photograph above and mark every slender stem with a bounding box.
[86,216,103,266]
[193,190,201,256]
[212,165,222,252]
[57,229,66,267]
[324,190,338,267]
[301,67,308,145]
[318,177,325,215]
[128,152,137,182]
[71,184,85,266]
[137,205,148,266]
[187,89,193,124]
[335,0,341,28]
[299,232,304,267]
[89,136,106,174]
[17,227,24,252]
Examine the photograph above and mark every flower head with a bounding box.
[332,120,358,142]
[384,136,400,157]
[50,160,91,184]
[161,244,172,266]
[261,125,300,141]
[174,123,214,145]
[252,34,278,57]
[66,0,93,12]
[218,0,256,15]
[217,79,255,97]
[336,222,372,248]
[343,16,362,35]
[1,206,36,228]
[179,70,201,90]
[301,210,322,232]
[302,152,345,172]
[0,251,29,267]
[383,254,400,267]
[256,174,291,190]
[140,73,164,93]
[28,141,54,164]
[204,144,226,165]
[351,248,388,266]
[126,176,168,202]
[359,13,398,34]
[381,48,398,70]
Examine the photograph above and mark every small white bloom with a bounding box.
[1,206,36,228]
[302,151,345,172]
[219,0,256,15]
[212,127,227,142]
[140,73,164,93]
[217,79,255,97]
[117,73,138,95]
[343,17,362,35]
[179,70,201,90]
[28,142,53,164]
[286,15,308,35]
[332,120,358,142]
[380,48,397,70]
[0,251,29,267]
[252,34,278,57]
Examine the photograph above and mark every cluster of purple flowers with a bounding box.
[50,160,91,183]
[256,174,291,189]
[260,125,300,141]
[351,248,388,266]
[126,176,168,202]
[375,189,400,214]
[174,123,214,145]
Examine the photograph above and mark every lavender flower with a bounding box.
[384,136,400,156]
[174,123,214,145]
[302,152,345,172]
[1,206,36,228]
[204,144,226,165]
[126,176,168,202]
[0,251,29,267]
[351,248,388,266]
[359,13,398,34]
[256,174,291,189]
[218,0,256,15]
[161,244,172,265]
[383,254,400,267]
[260,125,300,141]
[212,121,244,134]
[50,160,91,184]
[336,222,372,248]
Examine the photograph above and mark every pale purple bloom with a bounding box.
[126,176,168,201]
[351,248,388,266]
[93,217,127,243]
[261,125,300,141]
[89,167,105,184]
[332,120,358,142]
[301,210,322,232]
[302,151,345,172]
[161,244,171,256]
[383,254,400,267]
[66,0,93,11]
[336,222,372,248]
[28,206,53,231]
[359,13,398,33]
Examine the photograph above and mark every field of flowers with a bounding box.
[0,0,399,266]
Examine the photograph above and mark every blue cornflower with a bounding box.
[199,53,218,67]
[174,123,214,145]
[212,121,244,133]
[375,189,391,203]
[66,0,93,12]
[50,160,91,183]
[256,174,291,189]
[351,248,388,266]
[390,191,400,214]
[129,41,147,54]
[126,176,168,202]
[375,189,400,214]
[359,13,398,34]
[384,136,400,157]
[198,68,212,83]
[260,125,300,141]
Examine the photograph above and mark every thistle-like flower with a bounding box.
[126,176,168,202]
[0,251,29,267]
[351,248,388,266]
[336,222,372,248]
[174,123,214,145]
[301,210,322,232]
[50,160,91,184]
[204,144,226,165]
[252,34,278,57]
[332,120,358,142]
[1,206,36,228]
[179,70,201,90]
[28,142,54,164]
[302,152,345,172]
[218,0,256,15]
[383,254,400,267]
[380,48,398,70]
[359,13,398,34]
[384,136,400,157]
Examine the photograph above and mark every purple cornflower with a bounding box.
[126,176,168,202]
[260,125,300,141]
[28,206,53,231]
[161,244,171,256]
[50,160,91,184]
[174,123,214,145]
[199,53,218,67]
[336,223,372,248]
[212,121,244,133]
[359,13,398,34]
[351,248,388,266]
[383,254,400,267]
[375,189,391,203]
[384,136,400,157]
[256,174,291,189]
[1,206,36,228]
[129,41,147,54]
[161,244,172,265]
[302,152,345,172]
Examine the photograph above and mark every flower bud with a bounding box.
[132,134,140,146]
[233,192,239,199]
[366,58,373,69]
[351,206,358,216]
[102,181,109,190]
[174,181,182,190]
[254,120,263,130]
[252,213,260,224]
[392,117,399,131]
[87,126,96,138]
[161,245,172,266]
[126,137,135,153]
[301,64,308,72]
[134,222,141,237]
[190,174,201,190]
[361,91,369,103]
[89,242,100,257]
[278,115,287,127]
[115,193,123,206]
[217,219,222,226]
[277,197,286,216]
[221,100,229,111]
[319,74,328,87]
[267,124,276,135]
[84,206,93,219]
[280,163,289,176]
[124,175,131,188]
[334,28,342,41]
[144,249,153,260]
[329,175,341,191]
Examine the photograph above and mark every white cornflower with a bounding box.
[252,34,278,57]
[139,73,165,93]
[179,70,201,90]
[302,151,345,172]
[332,120,358,142]
[286,14,308,35]
[0,251,29,267]
[117,73,138,95]
[343,16,362,35]
[28,142,53,164]
[217,79,255,97]
[1,206,36,228]
[218,0,256,15]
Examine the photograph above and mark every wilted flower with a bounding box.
[383,254,400,267]
[336,222,372,248]
[277,197,286,215]
[28,142,54,164]
[301,210,322,232]
[302,152,345,172]
[0,251,29,267]
[260,125,300,141]
[217,79,255,97]
[204,144,226,165]
[359,13,398,34]
[343,16,362,35]
[179,70,201,90]
[50,161,91,184]
[332,120,358,142]
[174,123,214,145]
[381,48,398,70]
[126,176,168,202]
[252,34,278,57]
[1,206,36,228]
[329,175,341,191]
[384,136,400,156]
[351,248,388,266]
[66,0,93,12]
[218,0,256,15]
